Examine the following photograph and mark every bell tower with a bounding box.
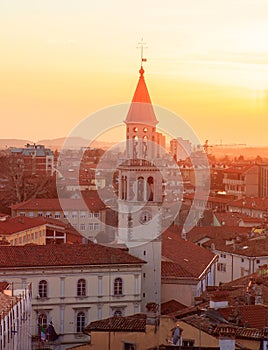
[118,62,163,312]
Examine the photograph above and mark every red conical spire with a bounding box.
[125,66,158,126]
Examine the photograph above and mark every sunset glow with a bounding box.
[1,0,268,146]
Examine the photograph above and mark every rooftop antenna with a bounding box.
[137,38,148,66]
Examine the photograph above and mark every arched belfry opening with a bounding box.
[137,176,145,201]
[121,175,127,200]
[147,176,154,201]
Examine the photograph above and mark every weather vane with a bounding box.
[137,38,147,66]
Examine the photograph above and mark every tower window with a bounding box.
[143,127,148,132]
[133,127,138,132]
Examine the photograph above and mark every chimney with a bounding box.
[218,326,236,350]
[209,291,229,310]
[145,302,160,330]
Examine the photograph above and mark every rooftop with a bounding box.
[84,314,147,333]
[162,229,217,279]
[0,243,145,268]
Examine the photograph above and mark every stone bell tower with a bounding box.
[118,63,164,312]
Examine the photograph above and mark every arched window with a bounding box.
[39,280,48,298]
[77,279,86,297]
[147,176,154,201]
[114,277,123,296]
[137,177,144,201]
[76,311,85,333]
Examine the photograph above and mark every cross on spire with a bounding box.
[137,38,147,66]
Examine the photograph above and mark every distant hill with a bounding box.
[1,138,268,159]
[210,146,268,160]
[38,137,116,151]
[0,139,32,149]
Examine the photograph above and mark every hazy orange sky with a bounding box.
[1,0,268,146]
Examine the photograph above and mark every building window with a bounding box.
[89,223,93,231]
[123,342,136,350]
[94,223,100,231]
[80,224,86,231]
[256,259,260,264]
[38,313,47,335]
[113,309,123,317]
[38,212,43,217]
[77,279,86,297]
[241,258,244,263]
[114,277,123,296]
[39,280,48,298]
[94,212,100,218]
[72,211,78,218]
[55,212,60,219]
[220,253,226,258]
[80,211,86,218]
[217,263,226,272]
[182,339,195,347]
[76,311,85,333]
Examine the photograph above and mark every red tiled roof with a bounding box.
[0,244,145,268]
[161,261,195,279]
[229,197,268,211]
[214,212,262,226]
[184,226,251,244]
[219,305,268,329]
[162,229,217,278]
[0,216,46,235]
[204,236,268,257]
[214,324,268,340]
[0,281,9,292]
[0,292,16,315]
[10,197,106,212]
[161,299,188,315]
[85,314,147,333]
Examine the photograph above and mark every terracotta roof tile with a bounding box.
[161,261,195,279]
[0,216,45,235]
[85,314,147,333]
[219,305,268,329]
[0,244,145,268]
[162,229,217,278]
[161,299,188,315]
[11,196,106,212]
[229,197,268,211]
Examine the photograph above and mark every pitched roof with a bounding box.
[161,261,195,279]
[229,197,268,211]
[214,212,263,226]
[218,305,268,329]
[214,324,268,340]
[0,292,17,316]
[125,66,158,126]
[162,229,217,278]
[84,314,147,333]
[0,216,46,235]
[0,244,145,268]
[184,225,251,244]
[10,196,106,212]
[161,299,188,315]
[204,235,268,257]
